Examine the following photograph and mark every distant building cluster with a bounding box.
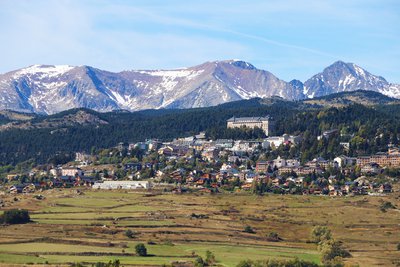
[227,116,274,136]
[4,118,398,197]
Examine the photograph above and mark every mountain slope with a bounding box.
[0,109,108,131]
[302,90,400,107]
[1,60,399,114]
[0,65,121,114]
[304,61,400,98]
[0,60,303,114]
[2,90,396,132]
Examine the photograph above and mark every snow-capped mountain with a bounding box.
[0,60,399,114]
[303,61,400,99]
[0,60,303,114]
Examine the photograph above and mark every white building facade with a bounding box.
[227,116,273,136]
[93,180,151,190]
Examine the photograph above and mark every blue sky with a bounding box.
[0,0,399,82]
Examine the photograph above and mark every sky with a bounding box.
[0,0,399,83]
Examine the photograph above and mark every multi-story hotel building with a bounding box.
[356,151,400,168]
[227,116,274,136]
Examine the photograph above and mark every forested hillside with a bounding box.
[0,92,400,166]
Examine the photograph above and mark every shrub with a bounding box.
[380,201,395,212]
[205,250,216,265]
[321,256,345,267]
[266,232,282,242]
[310,226,350,265]
[244,225,255,233]
[320,239,351,264]
[235,258,319,267]
[236,260,252,267]
[135,243,147,256]
[92,260,120,267]
[34,194,45,200]
[310,225,332,243]
[397,242,400,250]
[125,229,134,238]
[111,259,120,267]
[194,256,205,267]
[0,209,30,224]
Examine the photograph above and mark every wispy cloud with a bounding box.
[0,0,399,82]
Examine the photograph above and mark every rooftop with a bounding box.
[227,116,271,122]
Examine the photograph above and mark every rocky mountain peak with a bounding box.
[0,60,399,114]
[303,61,396,98]
[227,60,256,70]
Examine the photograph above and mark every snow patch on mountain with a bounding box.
[139,69,204,92]
[15,65,74,79]
[353,64,366,78]
[342,75,355,89]
[379,84,400,98]
[146,69,203,78]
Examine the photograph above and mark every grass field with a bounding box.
[0,188,399,266]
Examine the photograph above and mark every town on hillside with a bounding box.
[2,116,398,196]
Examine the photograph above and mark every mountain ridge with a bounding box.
[1,90,398,132]
[1,60,399,114]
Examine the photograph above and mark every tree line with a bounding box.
[0,99,399,166]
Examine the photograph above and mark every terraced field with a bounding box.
[0,189,399,266]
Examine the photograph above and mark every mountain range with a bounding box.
[0,60,399,114]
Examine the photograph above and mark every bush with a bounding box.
[266,232,282,242]
[310,226,350,265]
[125,229,134,238]
[397,242,400,250]
[34,194,45,200]
[236,260,252,267]
[320,240,350,264]
[0,209,30,224]
[380,201,395,212]
[205,250,216,265]
[310,225,332,243]
[135,243,147,256]
[322,257,344,267]
[194,256,205,267]
[110,260,120,267]
[92,260,120,267]
[235,258,319,267]
[244,225,255,233]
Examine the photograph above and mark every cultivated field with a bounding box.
[0,189,399,266]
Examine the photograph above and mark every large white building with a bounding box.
[262,134,301,149]
[334,155,356,168]
[61,168,83,177]
[93,180,151,190]
[227,116,273,136]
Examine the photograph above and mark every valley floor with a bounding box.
[0,189,399,266]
